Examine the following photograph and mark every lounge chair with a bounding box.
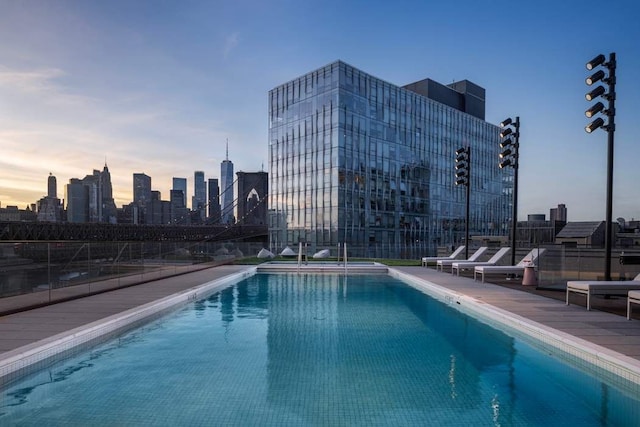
[628,290,640,320]
[436,247,489,272]
[566,273,640,311]
[451,247,511,276]
[421,245,465,267]
[474,248,546,283]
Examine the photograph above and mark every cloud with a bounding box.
[0,66,97,110]
[223,32,240,58]
[0,66,63,90]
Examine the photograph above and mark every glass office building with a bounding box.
[268,61,511,258]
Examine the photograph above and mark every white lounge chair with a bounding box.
[566,273,640,311]
[628,290,640,320]
[451,247,511,276]
[421,245,465,267]
[437,246,489,272]
[474,248,546,283]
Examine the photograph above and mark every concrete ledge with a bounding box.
[256,262,388,274]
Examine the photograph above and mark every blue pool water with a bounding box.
[1,273,639,426]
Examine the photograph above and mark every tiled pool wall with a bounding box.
[390,268,640,394]
[0,268,256,388]
[2,265,640,397]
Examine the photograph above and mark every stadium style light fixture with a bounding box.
[499,116,520,265]
[455,146,471,259]
[586,53,606,70]
[499,127,513,138]
[585,52,617,281]
[585,86,606,102]
[586,69,606,86]
[585,102,605,119]
[585,117,606,133]
[499,118,512,127]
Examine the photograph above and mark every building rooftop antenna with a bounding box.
[226,139,229,161]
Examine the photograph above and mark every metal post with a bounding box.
[510,117,520,266]
[604,53,616,281]
[47,242,51,302]
[465,149,471,260]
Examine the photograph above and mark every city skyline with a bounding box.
[1,1,639,221]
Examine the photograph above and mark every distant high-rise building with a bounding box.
[65,178,88,223]
[133,173,152,224]
[99,164,117,223]
[47,173,56,198]
[172,177,187,209]
[221,141,234,224]
[63,165,117,223]
[148,190,171,224]
[38,173,62,222]
[208,178,221,223]
[236,171,268,225]
[133,173,152,206]
[170,189,189,225]
[192,171,206,222]
[81,170,103,223]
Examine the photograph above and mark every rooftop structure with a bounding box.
[268,60,510,258]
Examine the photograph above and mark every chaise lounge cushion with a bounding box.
[421,246,465,266]
[473,248,546,282]
[566,273,640,310]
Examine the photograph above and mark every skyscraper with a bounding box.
[65,178,88,223]
[268,61,510,258]
[100,163,117,223]
[192,170,206,222]
[133,173,152,224]
[221,141,234,224]
[172,177,187,208]
[208,178,221,223]
[133,173,152,206]
[38,173,62,222]
[63,165,117,223]
[47,173,56,198]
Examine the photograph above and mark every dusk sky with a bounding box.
[1,0,639,221]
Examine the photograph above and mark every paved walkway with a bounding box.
[0,265,247,353]
[1,264,640,365]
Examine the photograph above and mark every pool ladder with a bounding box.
[337,243,348,273]
[297,242,308,273]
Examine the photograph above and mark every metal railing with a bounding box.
[0,240,265,314]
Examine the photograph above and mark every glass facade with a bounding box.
[268,61,512,258]
[221,160,234,224]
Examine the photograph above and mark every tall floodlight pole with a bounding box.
[585,53,616,281]
[455,147,471,260]
[499,117,520,266]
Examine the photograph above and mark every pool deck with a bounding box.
[1,264,640,366]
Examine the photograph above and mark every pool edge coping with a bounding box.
[389,268,640,387]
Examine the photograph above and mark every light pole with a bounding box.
[455,146,471,260]
[585,53,616,281]
[499,117,520,266]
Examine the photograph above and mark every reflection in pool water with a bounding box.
[1,273,638,425]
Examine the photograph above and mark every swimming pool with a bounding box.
[1,272,639,425]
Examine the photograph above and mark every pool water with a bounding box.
[1,273,638,426]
